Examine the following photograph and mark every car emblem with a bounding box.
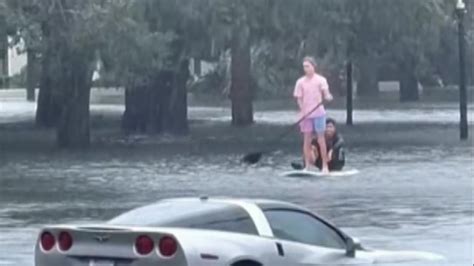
[94,234,110,243]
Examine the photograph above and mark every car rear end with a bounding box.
[35,225,188,266]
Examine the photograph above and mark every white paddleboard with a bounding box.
[282,169,359,178]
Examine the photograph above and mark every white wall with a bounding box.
[7,37,27,77]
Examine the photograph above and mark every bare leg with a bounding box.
[303,132,314,170]
[311,145,319,167]
[316,134,329,173]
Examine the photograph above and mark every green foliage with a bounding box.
[99,1,174,88]
[99,0,220,88]
[2,0,466,96]
[3,0,43,51]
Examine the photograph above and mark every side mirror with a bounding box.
[345,237,362,258]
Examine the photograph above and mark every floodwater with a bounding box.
[1,100,473,125]
[0,145,472,265]
[0,93,473,266]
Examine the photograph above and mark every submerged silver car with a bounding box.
[35,197,444,266]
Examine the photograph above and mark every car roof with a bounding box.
[108,197,310,226]
[107,197,347,239]
[162,197,307,212]
[108,198,235,225]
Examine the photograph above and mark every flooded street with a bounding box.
[0,100,472,125]
[1,144,472,265]
[0,91,473,265]
[1,0,473,264]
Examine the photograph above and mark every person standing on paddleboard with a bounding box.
[293,56,333,173]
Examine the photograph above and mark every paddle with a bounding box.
[242,102,325,164]
[290,162,305,170]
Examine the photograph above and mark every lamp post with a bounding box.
[346,39,354,126]
[456,0,468,140]
[346,60,353,126]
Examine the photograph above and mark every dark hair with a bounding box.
[326,118,336,126]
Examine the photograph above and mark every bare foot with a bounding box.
[322,167,330,174]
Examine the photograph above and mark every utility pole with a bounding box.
[346,61,353,126]
[456,0,468,140]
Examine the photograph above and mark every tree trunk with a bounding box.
[0,28,8,88]
[122,64,189,136]
[356,54,379,97]
[56,49,95,148]
[36,48,61,127]
[230,21,253,126]
[122,76,166,135]
[26,49,37,102]
[161,60,189,135]
[122,86,151,135]
[399,61,419,102]
[36,22,61,127]
[36,78,60,128]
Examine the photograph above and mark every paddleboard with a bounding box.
[282,169,359,178]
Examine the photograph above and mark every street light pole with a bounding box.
[456,0,468,140]
[346,61,353,126]
[346,39,354,126]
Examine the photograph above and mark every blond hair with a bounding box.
[303,56,317,69]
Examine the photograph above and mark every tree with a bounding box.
[378,0,446,101]
[7,0,118,147]
[0,5,11,89]
[25,47,38,101]
[141,0,198,135]
[307,0,448,101]
[48,0,110,148]
[205,0,315,125]
[101,0,213,135]
[303,0,383,98]
[3,0,42,100]
[0,23,8,88]
[6,0,149,147]
[4,0,60,125]
[228,2,253,126]
[429,0,474,86]
[35,20,61,127]
[99,0,174,134]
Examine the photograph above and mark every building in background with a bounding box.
[8,38,27,78]
[0,37,27,88]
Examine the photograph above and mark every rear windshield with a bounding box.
[108,200,258,235]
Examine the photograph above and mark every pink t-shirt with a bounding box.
[293,74,330,118]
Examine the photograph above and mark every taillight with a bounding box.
[40,232,55,251]
[58,231,73,251]
[159,236,177,257]
[135,235,154,255]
